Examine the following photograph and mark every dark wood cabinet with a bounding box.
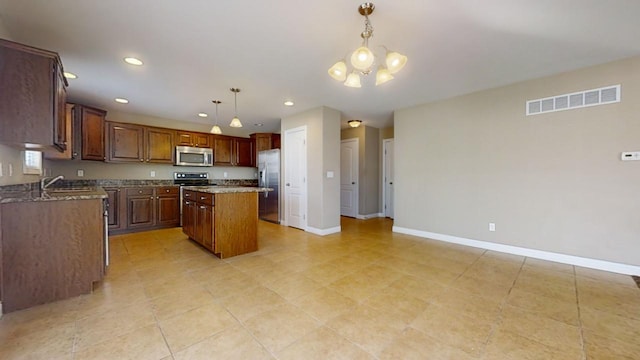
[236,137,255,167]
[77,106,107,160]
[109,186,179,234]
[126,188,155,229]
[250,133,280,165]
[146,128,175,163]
[182,195,197,240]
[45,103,74,160]
[105,187,124,231]
[107,122,176,164]
[156,186,180,226]
[213,135,255,167]
[183,190,215,251]
[176,131,211,148]
[0,39,67,150]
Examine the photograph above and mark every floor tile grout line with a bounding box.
[573,265,588,360]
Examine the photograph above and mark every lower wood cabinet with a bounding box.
[107,186,179,234]
[0,199,104,313]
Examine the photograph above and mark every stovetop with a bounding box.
[173,172,209,186]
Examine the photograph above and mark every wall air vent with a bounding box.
[526,84,620,116]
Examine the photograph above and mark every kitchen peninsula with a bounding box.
[181,186,270,258]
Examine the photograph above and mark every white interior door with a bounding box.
[340,138,358,217]
[383,139,394,218]
[284,126,307,230]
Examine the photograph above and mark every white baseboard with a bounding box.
[355,213,384,220]
[306,226,341,236]
[393,226,640,276]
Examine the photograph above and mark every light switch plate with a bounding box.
[326,171,334,178]
[621,151,640,161]
[77,169,84,177]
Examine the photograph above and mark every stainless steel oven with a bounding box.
[174,172,210,225]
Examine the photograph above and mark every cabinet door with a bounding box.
[183,199,197,239]
[236,137,255,167]
[146,127,175,163]
[107,122,144,162]
[53,65,68,151]
[126,188,155,228]
[156,187,180,226]
[176,131,194,146]
[213,135,234,166]
[195,203,214,249]
[194,133,211,148]
[45,103,73,159]
[80,106,106,160]
[105,188,123,231]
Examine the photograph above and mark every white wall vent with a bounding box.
[526,85,620,116]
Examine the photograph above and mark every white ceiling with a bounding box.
[1,0,639,135]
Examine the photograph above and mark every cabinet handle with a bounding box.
[150,196,154,200]
[166,189,170,193]
[185,201,190,205]
[200,206,206,209]
[140,159,144,162]
[139,190,143,194]
[200,196,205,200]
[157,196,159,199]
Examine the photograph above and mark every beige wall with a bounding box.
[395,56,640,267]
[281,106,341,232]
[341,126,380,216]
[44,110,257,180]
[381,127,394,139]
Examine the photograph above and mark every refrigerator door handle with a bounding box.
[264,162,268,198]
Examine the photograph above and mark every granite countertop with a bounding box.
[0,187,108,204]
[182,186,272,194]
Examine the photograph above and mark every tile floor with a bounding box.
[1,217,639,359]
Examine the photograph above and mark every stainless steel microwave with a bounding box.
[175,146,213,167]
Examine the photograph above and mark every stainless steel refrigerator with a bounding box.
[258,149,280,223]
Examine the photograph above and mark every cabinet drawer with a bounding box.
[157,186,179,195]
[183,190,196,200]
[126,188,153,196]
[196,193,214,205]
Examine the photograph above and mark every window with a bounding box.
[23,150,43,175]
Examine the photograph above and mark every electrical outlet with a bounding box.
[150,170,156,177]
[77,169,84,177]
[621,151,640,161]
[489,222,496,232]
[223,172,228,178]
[0,162,3,177]
[8,163,13,176]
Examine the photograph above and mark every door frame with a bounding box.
[283,125,307,230]
[382,138,394,218]
[340,138,359,218]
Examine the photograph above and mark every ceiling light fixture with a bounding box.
[210,100,222,134]
[284,100,294,106]
[328,3,407,87]
[63,72,77,79]
[198,113,208,118]
[124,57,143,66]
[229,88,242,128]
[114,97,129,104]
[348,120,363,128]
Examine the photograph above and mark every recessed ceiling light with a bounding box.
[115,98,129,104]
[63,72,77,79]
[198,113,208,118]
[254,123,264,127]
[284,100,294,106]
[124,57,143,66]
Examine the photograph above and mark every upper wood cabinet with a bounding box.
[250,133,280,164]
[213,135,234,166]
[77,105,107,160]
[146,127,175,163]
[213,135,254,167]
[107,122,145,163]
[176,131,211,148]
[106,121,175,163]
[0,39,67,150]
[45,104,74,160]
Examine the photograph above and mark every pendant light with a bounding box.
[229,88,242,128]
[210,100,222,134]
[327,3,407,87]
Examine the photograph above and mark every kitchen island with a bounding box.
[181,186,270,258]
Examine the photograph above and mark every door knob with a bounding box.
[352,182,355,184]
[286,183,290,186]
[390,182,393,185]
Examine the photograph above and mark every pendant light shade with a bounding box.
[385,51,408,74]
[210,100,223,134]
[344,71,362,88]
[229,88,242,128]
[350,46,374,71]
[328,60,347,81]
[375,66,394,85]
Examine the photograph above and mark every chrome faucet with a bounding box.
[40,175,64,191]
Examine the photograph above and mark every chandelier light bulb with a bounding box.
[375,66,394,86]
[328,60,348,81]
[350,46,375,71]
[344,72,362,88]
[385,51,408,74]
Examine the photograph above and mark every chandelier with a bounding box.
[229,88,242,128]
[328,3,407,87]
[210,100,222,134]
